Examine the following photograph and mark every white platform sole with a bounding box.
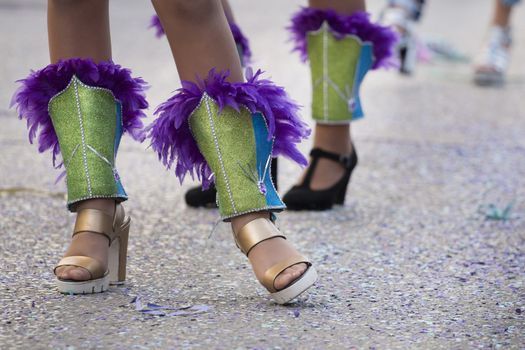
[270,266,318,305]
[56,273,109,294]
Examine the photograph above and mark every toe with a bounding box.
[55,266,91,281]
[273,263,308,291]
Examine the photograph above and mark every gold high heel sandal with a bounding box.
[54,203,130,294]
[234,218,318,304]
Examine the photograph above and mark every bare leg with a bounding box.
[492,0,513,27]
[296,0,366,191]
[48,0,112,63]
[49,0,115,281]
[308,124,353,190]
[152,0,306,290]
[309,0,366,13]
[473,0,515,84]
[151,0,242,82]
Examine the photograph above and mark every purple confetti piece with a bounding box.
[140,310,167,316]
[132,296,211,317]
[134,296,144,311]
[167,305,211,317]
[145,303,165,310]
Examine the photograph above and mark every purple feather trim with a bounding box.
[149,15,252,64]
[288,7,398,69]
[147,68,310,189]
[11,58,149,167]
[149,15,165,38]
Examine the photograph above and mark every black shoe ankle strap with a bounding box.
[310,148,357,169]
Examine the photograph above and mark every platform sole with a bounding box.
[56,273,109,294]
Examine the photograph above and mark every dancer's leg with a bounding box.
[492,0,514,27]
[283,2,396,209]
[152,0,309,292]
[182,0,271,209]
[379,0,423,74]
[48,0,115,281]
[48,0,111,63]
[303,0,363,191]
[13,0,147,292]
[151,0,242,81]
[473,0,518,85]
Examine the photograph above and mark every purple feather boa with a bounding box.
[11,58,149,167]
[288,7,398,69]
[147,68,310,189]
[149,15,252,64]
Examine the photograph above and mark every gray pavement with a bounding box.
[1,0,524,349]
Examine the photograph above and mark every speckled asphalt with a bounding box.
[1,0,524,349]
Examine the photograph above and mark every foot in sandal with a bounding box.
[54,201,130,294]
[232,213,317,304]
[148,69,316,304]
[12,60,148,294]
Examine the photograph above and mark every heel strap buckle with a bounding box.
[339,154,354,168]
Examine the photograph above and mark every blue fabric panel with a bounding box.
[114,102,127,197]
[352,43,373,120]
[251,112,284,208]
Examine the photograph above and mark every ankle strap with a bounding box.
[72,204,125,245]
[310,147,357,169]
[234,218,286,256]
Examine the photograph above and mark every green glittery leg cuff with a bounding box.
[308,23,374,124]
[189,94,285,220]
[48,76,128,211]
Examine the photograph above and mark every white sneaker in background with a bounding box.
[473,26,512,86]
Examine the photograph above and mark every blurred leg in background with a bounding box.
[473,0,520,86]
[380,0,426,75]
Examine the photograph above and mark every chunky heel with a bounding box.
[109,218,130,285]
[334,174,350,205]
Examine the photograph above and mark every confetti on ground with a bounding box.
[479,202,514,221]
[131,296,211,317]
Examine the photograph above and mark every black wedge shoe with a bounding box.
[185,158,279,208]
[283,147,358,211]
